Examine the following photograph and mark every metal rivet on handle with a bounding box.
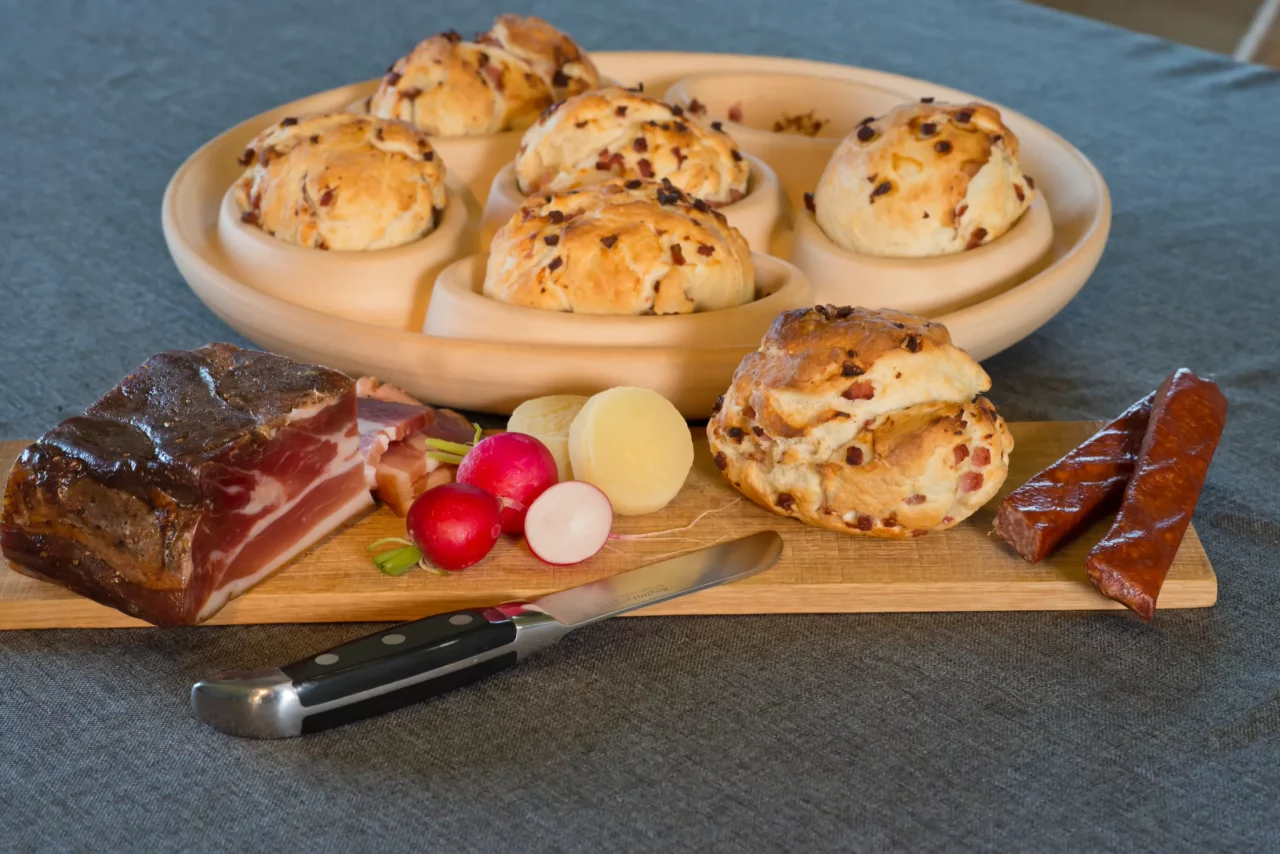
[381,633,406,645]
[314,653,339,665]
[449,614,473,626]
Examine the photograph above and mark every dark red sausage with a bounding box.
[1085,369,1227,619]
[993,393,1154,563]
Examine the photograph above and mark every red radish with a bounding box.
[405,483,503,571]
[523,481,614,565]
[457,433,559,535]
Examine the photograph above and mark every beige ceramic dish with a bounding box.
[162,52,1111,418]
[342,96,523,205]
[792,195,1055,315]
[424,252,811,348]
[412,133,522,205]
[217,176,479,331]
[345,74,628,203]
[664,71,912,212]
[478,154,788,254]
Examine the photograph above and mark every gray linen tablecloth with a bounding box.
[2,0,1278,850]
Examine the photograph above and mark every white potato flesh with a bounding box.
[507,394,589,482]
[568,387,694,516]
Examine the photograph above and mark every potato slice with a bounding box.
[507,394,589,482]
[569,387,694,516]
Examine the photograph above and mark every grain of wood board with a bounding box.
[0,422,1216,629]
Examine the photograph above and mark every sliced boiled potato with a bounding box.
[569,387,694,516]
[507,394,589,482]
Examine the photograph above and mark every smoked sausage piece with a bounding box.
[1085,369,1227,619]
[993,393,1154,563]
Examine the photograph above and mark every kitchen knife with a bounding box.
[191,531,783,739]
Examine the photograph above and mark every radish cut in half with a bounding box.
[524,481,614,565]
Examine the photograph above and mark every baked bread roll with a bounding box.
[516,87,750,203]
[369,17,597,136]
[483,14,600,101]
[484,178,754,315]
[233,112,447,251]
[708,305,1013,537]
[813,102,1034,257]
[369,30,552,136]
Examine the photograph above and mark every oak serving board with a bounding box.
[0,422,1216,629]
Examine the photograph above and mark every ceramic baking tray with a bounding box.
[162,52,1110,418]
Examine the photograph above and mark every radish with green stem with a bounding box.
[368,483,503,574]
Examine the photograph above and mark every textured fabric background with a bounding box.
[2,0,1279,850]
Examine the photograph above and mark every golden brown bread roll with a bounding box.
[483,14,600,101]
[515,86,750,203]
[707,305,1013,537]
[813,102,1034,257]
[484,178,754,315]
[368,31,552,136]
[233,112,447,251]
[368,17,598,136]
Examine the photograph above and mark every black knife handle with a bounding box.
[282,609,517,734]
[191,604,572,738]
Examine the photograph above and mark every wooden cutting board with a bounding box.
[0,422,1216,629]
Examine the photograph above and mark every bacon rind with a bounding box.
[355,376,424,406]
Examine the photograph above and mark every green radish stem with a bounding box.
[368,536,455,576]
[367,537,412,552]
[369,537,428,576]
[417,559,448,576]
[371,545,412,565]
[424,437,473,456]
[374,546,422,576]
[419,425,484,467]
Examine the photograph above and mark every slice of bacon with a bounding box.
[357,399,472,479]
[374,438,432,516]
[377,446,456,516]
[355,383,474,515]
[357,399,431,487]
[355,376,425,406]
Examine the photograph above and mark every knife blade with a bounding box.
[191,530,783,738]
